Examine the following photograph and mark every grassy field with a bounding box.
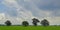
[0,26,60,30]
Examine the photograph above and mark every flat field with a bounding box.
[0,26,60,30]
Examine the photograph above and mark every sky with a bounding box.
[0,0,60,25]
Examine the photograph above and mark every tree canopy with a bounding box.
[41,19,49,26]
[32,18,40,26]
[22,21,29,26]
[5,20,12,26]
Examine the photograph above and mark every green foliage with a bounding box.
[5,20,12,26]
[32,18,40,26]
[0,26,60,30]
[41,19,49,26]
[22,21,29,26]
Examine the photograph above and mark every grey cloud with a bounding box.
[0,0,60,25]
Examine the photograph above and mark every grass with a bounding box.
[0,26,60,30]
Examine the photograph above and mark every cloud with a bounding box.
[46,17,60,25]
[0,0,60,25]
[0,0,3,3]
[35,0,60,10]
[0,13,5,20]
[15,0,60,25]
[0,0,35,25]
[51,10,60,17]
[17,0,53,18]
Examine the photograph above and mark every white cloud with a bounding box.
[0,0,60,25]
[0,0,35,25]
[46,17,60,25]
[0,13,5,20]
[2,0,20,9]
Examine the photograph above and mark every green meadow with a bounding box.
[0,26,60,30]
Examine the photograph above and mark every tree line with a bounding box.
[5,18,49,26]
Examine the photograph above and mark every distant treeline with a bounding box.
[0,18,50,26]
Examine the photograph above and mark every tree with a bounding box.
[22,21,29,26]
[41,19,49,26]
[32,18,40,26]
[5,20,11,26]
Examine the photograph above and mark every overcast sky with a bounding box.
[0,0,60,25]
